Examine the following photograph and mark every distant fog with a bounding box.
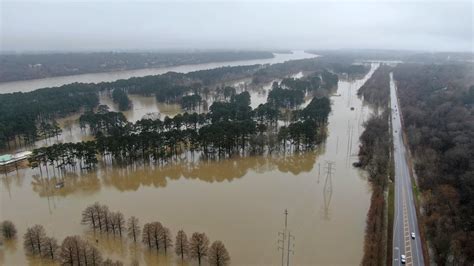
[1,0,472,53]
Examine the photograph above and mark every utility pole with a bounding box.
[287,231,295,266]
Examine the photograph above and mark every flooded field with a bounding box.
[1,62,379,265]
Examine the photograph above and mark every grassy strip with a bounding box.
[387,182,395,265]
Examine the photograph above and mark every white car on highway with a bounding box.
[401,254,406,264]
[411,232,416,239]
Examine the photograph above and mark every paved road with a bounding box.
[390,72,425,266]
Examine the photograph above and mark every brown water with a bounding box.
[1,63,379,265]
[0,51,315,94]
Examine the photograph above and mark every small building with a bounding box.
[0,151,32,166]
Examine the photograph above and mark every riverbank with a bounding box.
[0,51,315,94]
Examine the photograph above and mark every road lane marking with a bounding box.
[402,187,413,264]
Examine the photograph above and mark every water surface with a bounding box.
[0,51,315,94]
[1,64,379,265]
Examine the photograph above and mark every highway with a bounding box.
[390,72,425,266]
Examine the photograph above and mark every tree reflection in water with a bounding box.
[29,148,323,197]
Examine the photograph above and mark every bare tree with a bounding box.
[113,211,125,237]
[109,212,118,235]
[141,221,166,252]
[175,230,189,261]
[208,241,230,266]
[87,243,103,266]
[1,220,17,239]
[151,222,164,253]
[91,202,103,231]
[142,223,153,249]
[189,232,210,266]
[23,224,46,255]
[127,216,141,243]
[100,205,111,233]
[41,236,59,260]
[160,226,173,254]
[59,235,82,265]
[59,235,103,266]
[81,204,98,231]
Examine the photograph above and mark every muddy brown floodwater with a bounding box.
[1,61,379,265]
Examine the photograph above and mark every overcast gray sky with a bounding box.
[1,0,472,52]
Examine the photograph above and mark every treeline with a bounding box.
[0,64,263,149]
[268,70,337,109]
[81,203,230,265]
[0,84,99,148]
[22,223,123,265]
[81,202,230,266]
[280,70,338,93]
[29,91,331,172]
[0,65,259,148]
[2,207,231,265]
[358,112,391,266]
[357,64,391,108]
[0,54,357,149]
[309,49,473,65]
[111,89,131,111]
[394,63,474,264]
[0,51,274,82]
[251,57,352,85]
[356,63,392,265]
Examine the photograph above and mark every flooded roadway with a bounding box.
[1,58,379,265]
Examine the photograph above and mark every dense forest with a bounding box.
[0,65,261,149]
[394,63,474,264]
[308,50,474,65]
[0,51,274,82]
[357,64,391,108]
[28,90,332,173]
[0,56,360,150]
[356,63,391,265]
[358,112,391,266]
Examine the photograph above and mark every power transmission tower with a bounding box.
[278,231,285,266]
[277,209,289,266]
[287,231,295,266]
[322,161,335,219]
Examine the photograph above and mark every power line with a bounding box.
[287,231,295,266]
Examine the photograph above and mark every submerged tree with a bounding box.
[189,232,210,266]
[150,222,164,253]
[59,235,103,266]
[41,236,59,260]
[114,211,126,237]
[1,220,17,240]
[208,241,230,266]
[127,216,141,243]
[175,230,189,261]
[142,223,154,249]
[23,224,46,255]
[160,226,173,254]
[81,204,98,231]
